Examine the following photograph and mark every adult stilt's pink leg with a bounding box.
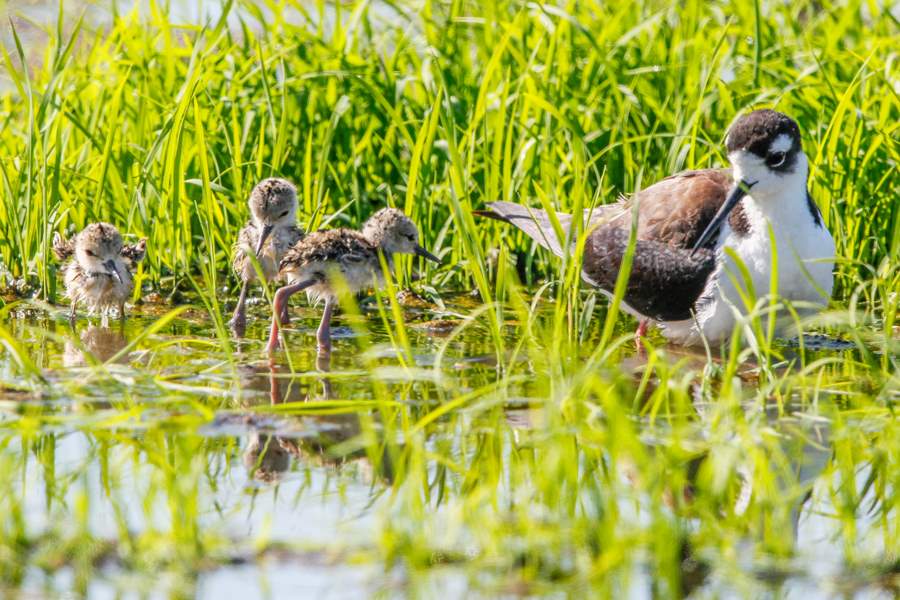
[266,280,314,353]
[635,319,649,355]
[316,298,336,356]
[636,319,649,338]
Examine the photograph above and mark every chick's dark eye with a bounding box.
[767,151,787,168]
[85,250,96,257]
[406,234,416,241]
[279,211,289,218]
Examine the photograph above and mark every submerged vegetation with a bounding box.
[0,0,897,597]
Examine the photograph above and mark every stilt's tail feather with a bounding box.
[474,201,616,258]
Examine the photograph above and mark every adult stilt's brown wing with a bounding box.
[581,227,716,321]
[475,169,737,321]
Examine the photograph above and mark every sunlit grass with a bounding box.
[0,0,897,597]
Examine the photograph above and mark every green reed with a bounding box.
[0,0,897,597]
[0,0,895,303]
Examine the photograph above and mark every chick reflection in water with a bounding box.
[242,354,392,484]
[62,325,130,368]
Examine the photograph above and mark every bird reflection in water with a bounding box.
[62,324,130,367]
[624,357,833,596]
[242,354,391,484]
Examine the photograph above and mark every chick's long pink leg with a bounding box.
[279,295,291,325]
[229,282,250,337]
[266,279,314,353]
[316,298,336,356]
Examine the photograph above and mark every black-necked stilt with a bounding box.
[230,178,304,335]
[476,109,835,346]
[266,207,440,354]
[53,223,146,320]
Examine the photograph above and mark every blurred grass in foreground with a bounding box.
[0,0,897,597]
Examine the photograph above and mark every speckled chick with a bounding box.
[53,223,146,319]
[267,208,440,354]
[230,178,304,334]
[232,178,304,282]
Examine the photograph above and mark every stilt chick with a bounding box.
[52,223,146,320]
[266,208,440,354]
[230,178,303,335]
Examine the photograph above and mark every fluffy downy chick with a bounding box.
[267,207,441,354]
[53,223,146,319]
[230,178,304,335]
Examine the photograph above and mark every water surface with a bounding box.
[0,292,895,598]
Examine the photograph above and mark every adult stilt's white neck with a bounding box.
[735,152,814,231]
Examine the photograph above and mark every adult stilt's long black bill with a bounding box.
[691,180,755,255]
[103,260,123,284]
[414,245,441,264]
[254,224,274,256]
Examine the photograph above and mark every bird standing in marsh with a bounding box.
[477,109,835,347]
[266,208,441,355]
[230,178,304,336]
[53,223,146,321]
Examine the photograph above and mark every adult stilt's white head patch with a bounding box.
[692,110,812,251]
[724,109,808,201]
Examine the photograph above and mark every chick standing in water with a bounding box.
[230,178,304,336]
[267,208,441,354]
[53,223,146,320]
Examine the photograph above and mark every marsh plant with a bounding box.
[0,0,896,597]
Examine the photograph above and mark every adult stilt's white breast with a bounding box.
[476,109,835,346]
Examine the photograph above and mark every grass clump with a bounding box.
[0,0,897,597]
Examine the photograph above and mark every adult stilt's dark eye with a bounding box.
[280,211,289,218]
[767,151,787,168]
[86,250,96,257]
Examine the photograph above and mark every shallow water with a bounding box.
[0,290,896,599]
[1,0,897,595]
[0,294,492,597]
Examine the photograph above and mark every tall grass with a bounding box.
[0,0,897,597]
[0,0,896,302]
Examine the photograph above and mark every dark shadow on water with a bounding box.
[785,333,857,351]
